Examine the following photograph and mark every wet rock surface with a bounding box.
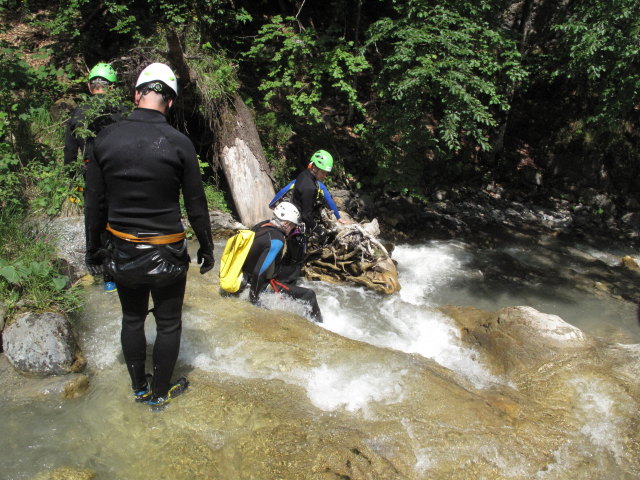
[0,356,89,400]
[30,466,96,480]
[2,268,639,479]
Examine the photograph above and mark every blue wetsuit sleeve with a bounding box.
[318,181,341,219]
[269,180,296,208]
[259,239,284,275]
[249,236,284,304]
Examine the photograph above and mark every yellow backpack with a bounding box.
[219,229,255,293]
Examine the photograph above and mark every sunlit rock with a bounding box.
[3,312,86,375]
[622,255,640,272]
[442,305,593,377]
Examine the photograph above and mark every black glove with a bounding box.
[197,248,214,274]
[85,249,104,276]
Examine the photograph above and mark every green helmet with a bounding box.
[310,150,333,172]
[88,63,117,83]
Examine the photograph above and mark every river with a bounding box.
[1,238,638,479]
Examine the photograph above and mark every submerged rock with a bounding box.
[3,312,86,376]
[443,305,594,376]
[30,466,96,480]
[0,355,89,400]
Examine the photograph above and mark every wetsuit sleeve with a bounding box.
[63,115,79,165]
[181,141,213,255]
[269,180,296,208]
[249,236,284,304]
[318,181,341,219]
[84,145,108,254]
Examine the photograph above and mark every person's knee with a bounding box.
[154,314,182,336]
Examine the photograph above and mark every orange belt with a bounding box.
[106,224,186,245]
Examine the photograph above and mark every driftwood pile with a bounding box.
[303,211,401,295]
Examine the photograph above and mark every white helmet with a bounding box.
[273,202,300,224]
[135,63,178,96]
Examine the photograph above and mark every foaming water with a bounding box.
[178,303,409,413]
[308,243,504,388]
[570,376,631,461]
[2,238,639,479]
[304,363,406,413]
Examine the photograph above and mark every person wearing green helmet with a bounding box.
[291,149,349,231]
[267,149,350,284]
[63,62,128,166]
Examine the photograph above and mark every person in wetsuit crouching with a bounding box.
[84,63,214,409]
[241,202,323,323]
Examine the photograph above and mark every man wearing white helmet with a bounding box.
[240,201,323,323]
[84,62,214,409]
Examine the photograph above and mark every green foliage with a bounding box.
[358,0,527,193]
[245,15,369,124]
[0,209,82,316]
[255,111,295,186]
[0,40,72,212]
[27,162,84,215]
[71,88,132,143]
[35,0,252,46]
[551,0,640,127]
[203,182,229,212]
[190,46,239,104]
[366,0,526,154]
[164,0,252,33]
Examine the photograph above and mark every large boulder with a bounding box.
[442,305,595,377]
[3,312,86,375]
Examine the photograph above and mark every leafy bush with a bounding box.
[550,0,640,128]
[0,38,76,213]
[245,15,369,124]
[361,0,526,192]
[203,182,229,212]
[255,111,295,186]
[0,209,82,317]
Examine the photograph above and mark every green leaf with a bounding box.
[0,265,19,284]
[52,276,69,291]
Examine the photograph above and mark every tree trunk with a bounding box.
[219,94,276,227]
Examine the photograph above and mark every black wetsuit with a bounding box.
[242,221,323,323]
[291,169,321,233]
[64,96,128,166]
[85,107,213,397]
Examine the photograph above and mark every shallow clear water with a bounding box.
[1,237,638,479]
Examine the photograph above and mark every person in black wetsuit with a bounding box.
[84,62,214,409]
[242,202,323,323]
[291,149,350,233]
[272,149,350,283]
[64,63,128,168]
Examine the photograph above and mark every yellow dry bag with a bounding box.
[219,230,255,293]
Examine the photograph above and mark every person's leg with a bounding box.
[149,276,187,397]
[117,283,151,391]
[279,282,323,323]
